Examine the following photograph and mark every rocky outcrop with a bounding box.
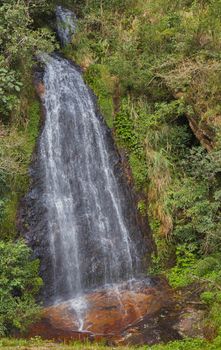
[27,278,180,345]
[175,306,205,338]
[187,114,215,151]
[26,277,209,345]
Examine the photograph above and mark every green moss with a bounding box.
[0,99,40,240]
[137,200,147,216]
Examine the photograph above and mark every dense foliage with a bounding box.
[63,0,221,342]
[0,0,56,336]
[0,240,42,336]
[1,0,221,347]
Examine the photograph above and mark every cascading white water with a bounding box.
[40,52,141,298]
[24,7,146,331]
[56,6,76,45]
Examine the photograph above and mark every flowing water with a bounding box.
[24,7,146,331]
[56,6,76,46]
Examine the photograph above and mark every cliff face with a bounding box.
[161,58,221,152]
[19,63,153,304]
[186,114,215,151]
[2,0,221,342]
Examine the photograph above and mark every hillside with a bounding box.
[1,0,221,348]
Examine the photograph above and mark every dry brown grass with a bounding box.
[145,137,173,237]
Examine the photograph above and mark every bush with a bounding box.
[167,244,196,288]
[0,240,42,336]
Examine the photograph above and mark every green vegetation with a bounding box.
[2,338,221,350]
[84,64,114,127]
[0,241,42,336]
[64,0,221,343]
[0,0,56,337]
[1,0,221,347]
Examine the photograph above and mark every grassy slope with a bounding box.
[2,337,221,350]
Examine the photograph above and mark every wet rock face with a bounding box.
[56,6,76,46]
[19,54,149,305]
[27,278,209,346]
[28,278,180,345]
[18,7,152,310]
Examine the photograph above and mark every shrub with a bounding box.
[0,240,42,336]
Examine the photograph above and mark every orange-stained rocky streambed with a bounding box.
[26,278,205,345]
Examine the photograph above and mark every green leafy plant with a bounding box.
[0,63,22,118]
[167,244,196,288]
[0,240,42,336]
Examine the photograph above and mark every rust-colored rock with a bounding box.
[36,82,45,98]
[28,279,173,343]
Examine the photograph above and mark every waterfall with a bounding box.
[40,53,143,299]
[56,6,76,46]
[24,7,146,330]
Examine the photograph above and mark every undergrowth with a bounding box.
[62,0,221,340]
[2,337,221,350]
[1,0,221,342]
